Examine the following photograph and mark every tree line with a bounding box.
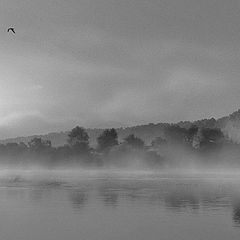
[0,124,238,167]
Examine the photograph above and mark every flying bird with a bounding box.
[7,28,15,34]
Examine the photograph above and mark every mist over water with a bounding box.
[0,124,240,240]
[0,167,239,240]
[2,0,240,238]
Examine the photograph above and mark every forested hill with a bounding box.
[0,124,169,147]
[1,109,240,146]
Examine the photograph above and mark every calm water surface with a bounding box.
[0,170,240,240]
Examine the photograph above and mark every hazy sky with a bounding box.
[1,0,240,138]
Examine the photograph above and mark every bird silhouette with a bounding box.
[7,28,15,34]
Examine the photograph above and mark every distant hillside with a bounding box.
[1,109,240,146]
[0,124,169,147]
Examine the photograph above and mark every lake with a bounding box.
[0,169,240,240]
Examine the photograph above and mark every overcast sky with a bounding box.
[1,0,240,138]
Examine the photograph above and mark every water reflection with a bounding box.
[163,190,200,211]
[29,188,44,202]
[232,197,240,226]
[69,189,88,209]
[2,176,240,228]
[99,186,119,206]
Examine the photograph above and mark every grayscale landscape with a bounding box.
[2,0,240,239]
[0,169,240,240]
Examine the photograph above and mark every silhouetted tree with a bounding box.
[187,125,198,140]
[97,128,118,152]
[124,134,144,149]
[200,128,224,148]
[67,126,90,154]
[201,128,224,142]
[28,137,52,153]
[164,125,188,144]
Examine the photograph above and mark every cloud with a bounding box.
[0,111,47,127]
[0,0,240,137]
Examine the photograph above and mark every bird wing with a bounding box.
[7,28,15,33]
